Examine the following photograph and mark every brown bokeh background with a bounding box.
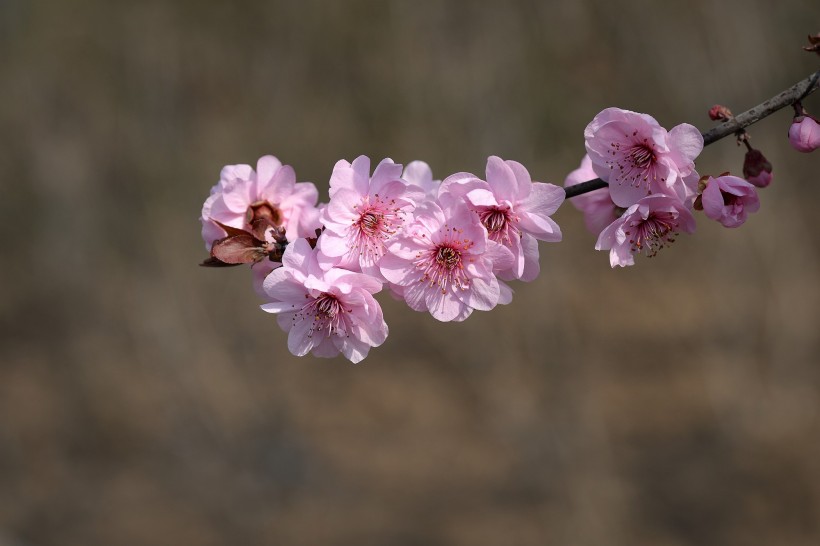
[2,1,819,545]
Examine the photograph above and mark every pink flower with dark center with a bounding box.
[200,155,320,251]
[596,194,696,267]
[260,239,387,363]
[319,156,423,276]
[788,115,820,153]
[584,107,703,208]
[379,202,514,321]
[438,156,563,282]
[563,154,623,235]
[700,175,760,228]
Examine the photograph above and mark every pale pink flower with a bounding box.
[596,195,696,268]
[260,239,388,363]
[584,107,703,208]
[438,156,563,282]
[788,115,820,153]
[563,154,622,235]
[379,202,514,322]
[200,155,320,250]
[701,175,760,228]
[319,156,423,276]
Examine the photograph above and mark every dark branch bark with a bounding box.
[564,69,820,200]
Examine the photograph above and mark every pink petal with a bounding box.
[485,156,518,202]
[668,123,704,165]
[465,188,499,207]
[426,288,466,322]
[282,238,314,271]
[287,315,323,357]
[505,159,533,200]
[370,158,404,194]
[518,182,565,218]
[517,211,562,241]
[255,155,283,188]
[455,271,499,311]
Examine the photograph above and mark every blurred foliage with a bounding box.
[1,0,819,545]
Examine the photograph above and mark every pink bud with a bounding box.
[788,115,820,153]
[742,149,773,188]
[708,105,733,121]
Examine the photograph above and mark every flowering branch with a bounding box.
[197,49,819,362]
[564,68,820,200]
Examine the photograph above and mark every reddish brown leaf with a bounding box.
[211,219,249,239]
[199,256,241,267]
[211,233,266,264]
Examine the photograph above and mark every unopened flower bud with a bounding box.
[709,105,733,121]
[788,115,820,153]
[742,149,773,188]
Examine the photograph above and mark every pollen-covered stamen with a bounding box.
[607,138,662,189]
[435,246,461,269]
[349,195,406,260]
[293,292,349,338]
[358,211,382,237]
[629,144,656,169]
[624,211,679,257]
[481,209,507,233]
[414,225,474,294]
[478,206,520,244]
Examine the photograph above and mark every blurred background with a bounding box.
[1,1,819,544]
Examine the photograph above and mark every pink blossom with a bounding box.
[379,201,514,322]
[200,155,320,250]
[596,195,696,267]
[563,154,622,235]
[700,175,760,228]
[260,239,388,363]
[438,156,563,282]
[584,107,703,208]
[788,115,820,153]
[319,156,423,276]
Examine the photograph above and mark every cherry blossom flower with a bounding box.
[438,156,563,282]
[260,239,388,363]
[200,155,320,250]
[319,156,423,276]
[584,107,703,208]
[379,201,514,322]
[788,115,820,153]
[700,174,760,228]
[596,194,696,267]
[563,154,623,235]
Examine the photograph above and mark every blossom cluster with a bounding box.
[200,100,814,362]
[200,155,564,362]
[565,107,765,267]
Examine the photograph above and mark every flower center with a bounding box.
[628,144,656,169]
[358,211,382,237]
[435,246,461,270]
[296,292,348,338]
[315,293,342,318]
[606,137,664,190]
[246,200,282,226]
[480,208,508,233]
[625,212,678,257]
